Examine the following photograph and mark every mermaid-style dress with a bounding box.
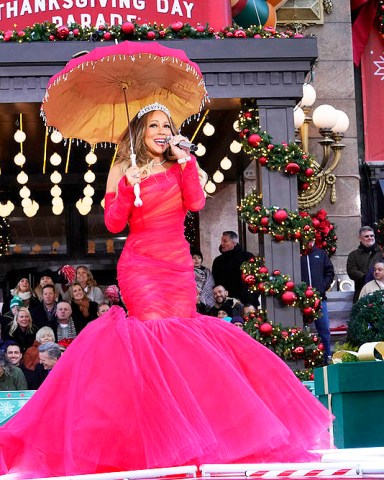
[0,158,332,478]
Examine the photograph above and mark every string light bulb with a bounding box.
[202,122,215,136]
[195,143,206,157]
[19,186,30,198]
[233,120,241,132]
[52,204,64,215]
[50,130,63,143]
[50,170,62,184]
[85,152,97,165]
[21,197,32,208]
[14,130,26,143]
[220,157,232,170]
[205,180,216,194]
[83,184,95,197]
[17,171,28,185]
[84,170,96,183]
[50,153,62,166]
[213,170,224,183]
[14,153,26,167]
[230,140,242,153]
[50,185,62,197]
[52,197,63,207]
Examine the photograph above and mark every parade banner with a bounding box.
[0,0,232,32]
[361,28,384,162]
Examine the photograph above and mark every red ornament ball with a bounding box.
[294,231,302,240]
[121,22,135,34]
[305,168,314,177]
[259,322,273,336]
[303,307,314,317]
[281,291,297,305]
[285,162,300,175]
[258,282,266,292]
[171,21,184,31]
[196,25,205,32]
[244,112,252,119]
[147,31,156,40]
[259,266,269,274]
[248,225,258,234]
[234,29,247,38]
[285,281,295,291]
[273,269,281,276]
[274,234,286,242]
[301,182,310,190]
[259,156,268,166]
[103,32,112,40]
[57,26,69,39]
[260,216,269,227]
[243,274,256,286]
[273,209,288,223]
[294,346,305,356]
[305,289,314,298]
[247,134,262,147]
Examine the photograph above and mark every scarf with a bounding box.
[359,242,378,253]
[194,266,208,294]
[74,297,90,317]
[11,291,32,301]
[57,319,77,341]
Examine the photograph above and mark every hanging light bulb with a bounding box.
[17,171,28,185]
[84,170,96,183]
[50,170,62,184]
[50,130,63,143]
[100,198,105,209]
[203,122,215,136]
[82,196,93,206]
[205,180,216,194]
[52,204,64,215]
[19,186,31,198]
[14,153,26,167]
[21,197,32,208]
[23,201,39,217]
[14,130,26,143]
[213,170,224,183]
[220,157,232,170]
[195,143,206,157]
[0,201,15,217]
[50,185,62,197]
[230,140,242,153]
[85,152,97,165]
[233,120,241,132]
[83,184,95,197]
[52,196,63,207]
[79,204,92,216]
[49,153,62,166]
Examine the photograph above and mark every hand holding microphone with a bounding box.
[165,135,197,153]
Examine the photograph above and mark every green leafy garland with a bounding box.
[243,311,324,379]
[0,21,305,43]
[239,189,315,244]
[237,100,315,191]
[241,256,322,322]
[347,290,384,346]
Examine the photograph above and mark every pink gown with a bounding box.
[0,158,332,478]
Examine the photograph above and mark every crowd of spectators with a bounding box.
[0,226,382,391]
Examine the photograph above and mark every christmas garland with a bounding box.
[0,217,11,256]
[347,290,384,346]
[241,256,322,322]
[243,310,324,379]
[301,209,338,257]
[378,0,384,38]
[237,100,316,191]
[0,21,305,43]
[239,190,315,244]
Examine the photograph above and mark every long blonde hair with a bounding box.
[116,110,207,189]
[9,307,34,336]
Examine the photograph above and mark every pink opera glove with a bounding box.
[104,176,135,233]
[180,156,206,212]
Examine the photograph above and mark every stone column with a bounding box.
[257,99,301,326]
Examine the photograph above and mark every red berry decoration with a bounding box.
[259,156,268,166]
[247,134,262,147]
[121,22,135,35]
[259,322,273,336]
[285,163,300,175]
[281,291,297,305]
[273,209,288,223]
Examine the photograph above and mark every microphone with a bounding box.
[165,136,197,152]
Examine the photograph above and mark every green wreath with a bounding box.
[241,257,322,322]
[237,100,315,191]
[347,290,384,346]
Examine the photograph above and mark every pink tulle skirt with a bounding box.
[0,307,332,478]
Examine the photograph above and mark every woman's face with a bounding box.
[72,284,85,300]
[144,111,172,159]
[374,263,384,282]
[17,310,31,329]
[18,278,30,292]
[40,276,53,287]
[76,268,88,286]
[40,333,54,344]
